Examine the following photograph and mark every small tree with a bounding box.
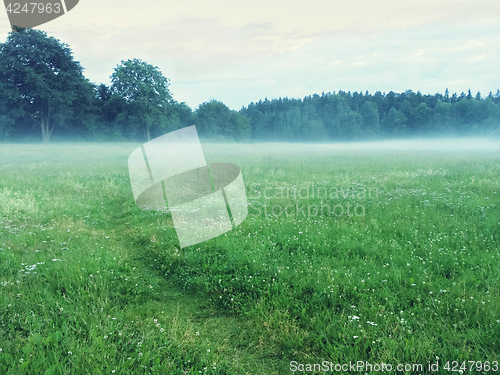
[110,59,177,141]
[0,29,94,142]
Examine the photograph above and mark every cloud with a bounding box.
[0,0,499,109]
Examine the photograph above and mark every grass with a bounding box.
[0,142,499,374]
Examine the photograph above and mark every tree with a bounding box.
[411,103,432,132]
[173,101,196,128]
[430,101,453,134]
[387,107,407,136]
[494,90,500,104]
[110,58,177,141]
[338,110,363,139]
[284,106,302,139]
[0,29,95,142]
[360,101,380,137]
[300,104,327,140]
[321,94,345,139]
[0,79,20,139]
[196,100,250,141]
[444,88,450,103]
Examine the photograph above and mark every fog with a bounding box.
[31,136,500,154]
[230,137,500,152]
[319,137,500,152]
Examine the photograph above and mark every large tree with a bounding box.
[110,58,178,141]
[0,29,94,142]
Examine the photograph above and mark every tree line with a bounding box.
[0,29,499,143]
[242,89,500,141]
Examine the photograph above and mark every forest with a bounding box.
[1,29,499,143]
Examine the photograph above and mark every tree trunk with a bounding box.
[39,107,54,143]
[41,116,54,143]
[40,108,48,143]
[29,107,54,143]
[41,118,47,143]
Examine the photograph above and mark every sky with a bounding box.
[1,0,499,111]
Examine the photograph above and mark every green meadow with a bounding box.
[0,142,499,374]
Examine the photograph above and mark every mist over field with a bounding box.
[203,137,500,151]
[325,137,500,151]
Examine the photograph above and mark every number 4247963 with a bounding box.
[5,3,61,14]
[444,361,498,372]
